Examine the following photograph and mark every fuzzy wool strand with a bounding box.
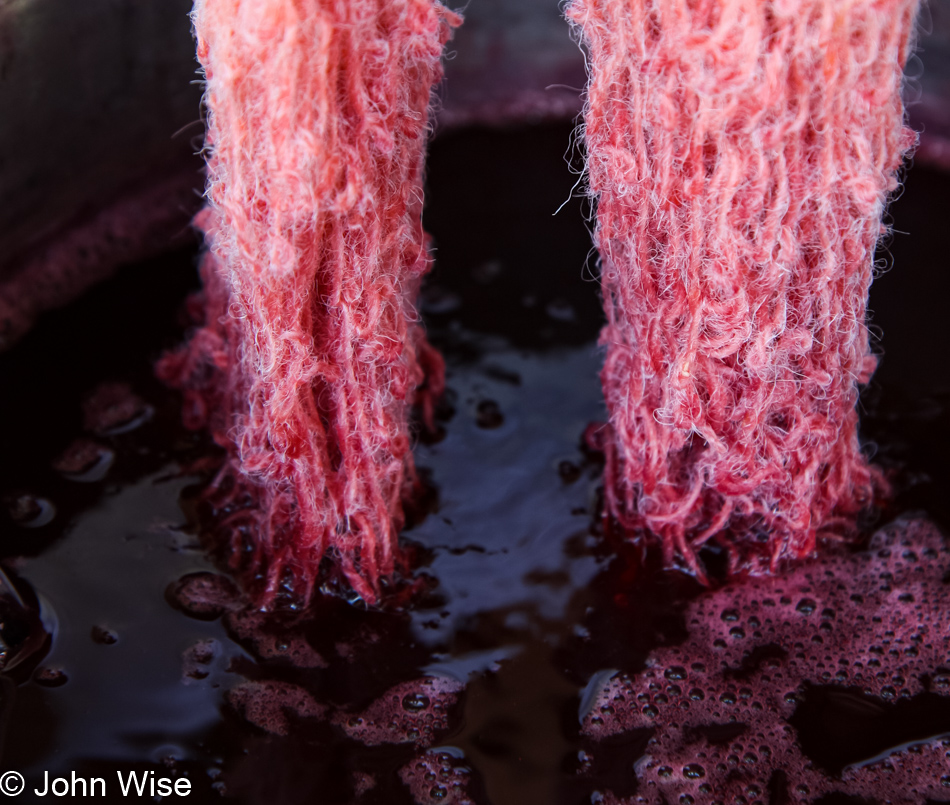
[159,0,459,604]
[568,0,919,576]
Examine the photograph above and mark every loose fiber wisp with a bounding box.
[567,0,920,577]
[158,0,459,604]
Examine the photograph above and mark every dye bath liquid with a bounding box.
[0,124,948,804]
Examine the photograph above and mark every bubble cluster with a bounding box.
[167,572,241,620]
[5,493,56,528]
[82,382,152,435]
[181,638,219,683]
[333,677,463,746]
[33,667,68,688]
[52,439,114,482]
[352,772,376,797]
[399,750,475,804]
[224,608,326,668]
[578,519,950,803]
[226,680,325,736]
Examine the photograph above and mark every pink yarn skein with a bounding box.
[158,0,459,605]
[568,0,920,578]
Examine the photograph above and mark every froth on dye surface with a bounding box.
[579,519,950,803]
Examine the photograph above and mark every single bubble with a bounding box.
[52,439,114,482]
[795,598,817,615]
[558,460,581,483]
[682,764,705,779]
[91,625,118,645]
[420,287,461,315]
[185,668,209,681]
[665,666,687,680]
[475,400,504,429]
[471,260,502,284]
[401,693,431,713]
[6,494,55,528]
[546,298,576,322]
[82,382,152,435]
[34,667,68,688]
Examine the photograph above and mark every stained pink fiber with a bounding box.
[568,0,919,578]
[158,0,459,604]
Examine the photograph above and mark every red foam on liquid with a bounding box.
[580,518,950,802]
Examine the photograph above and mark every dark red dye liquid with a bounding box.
[789,685,950,777]
[0,125,947,804]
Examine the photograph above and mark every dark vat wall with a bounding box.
[0,0,203,262]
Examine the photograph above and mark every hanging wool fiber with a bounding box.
[567,0,920,577]
[159,0,460,605]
